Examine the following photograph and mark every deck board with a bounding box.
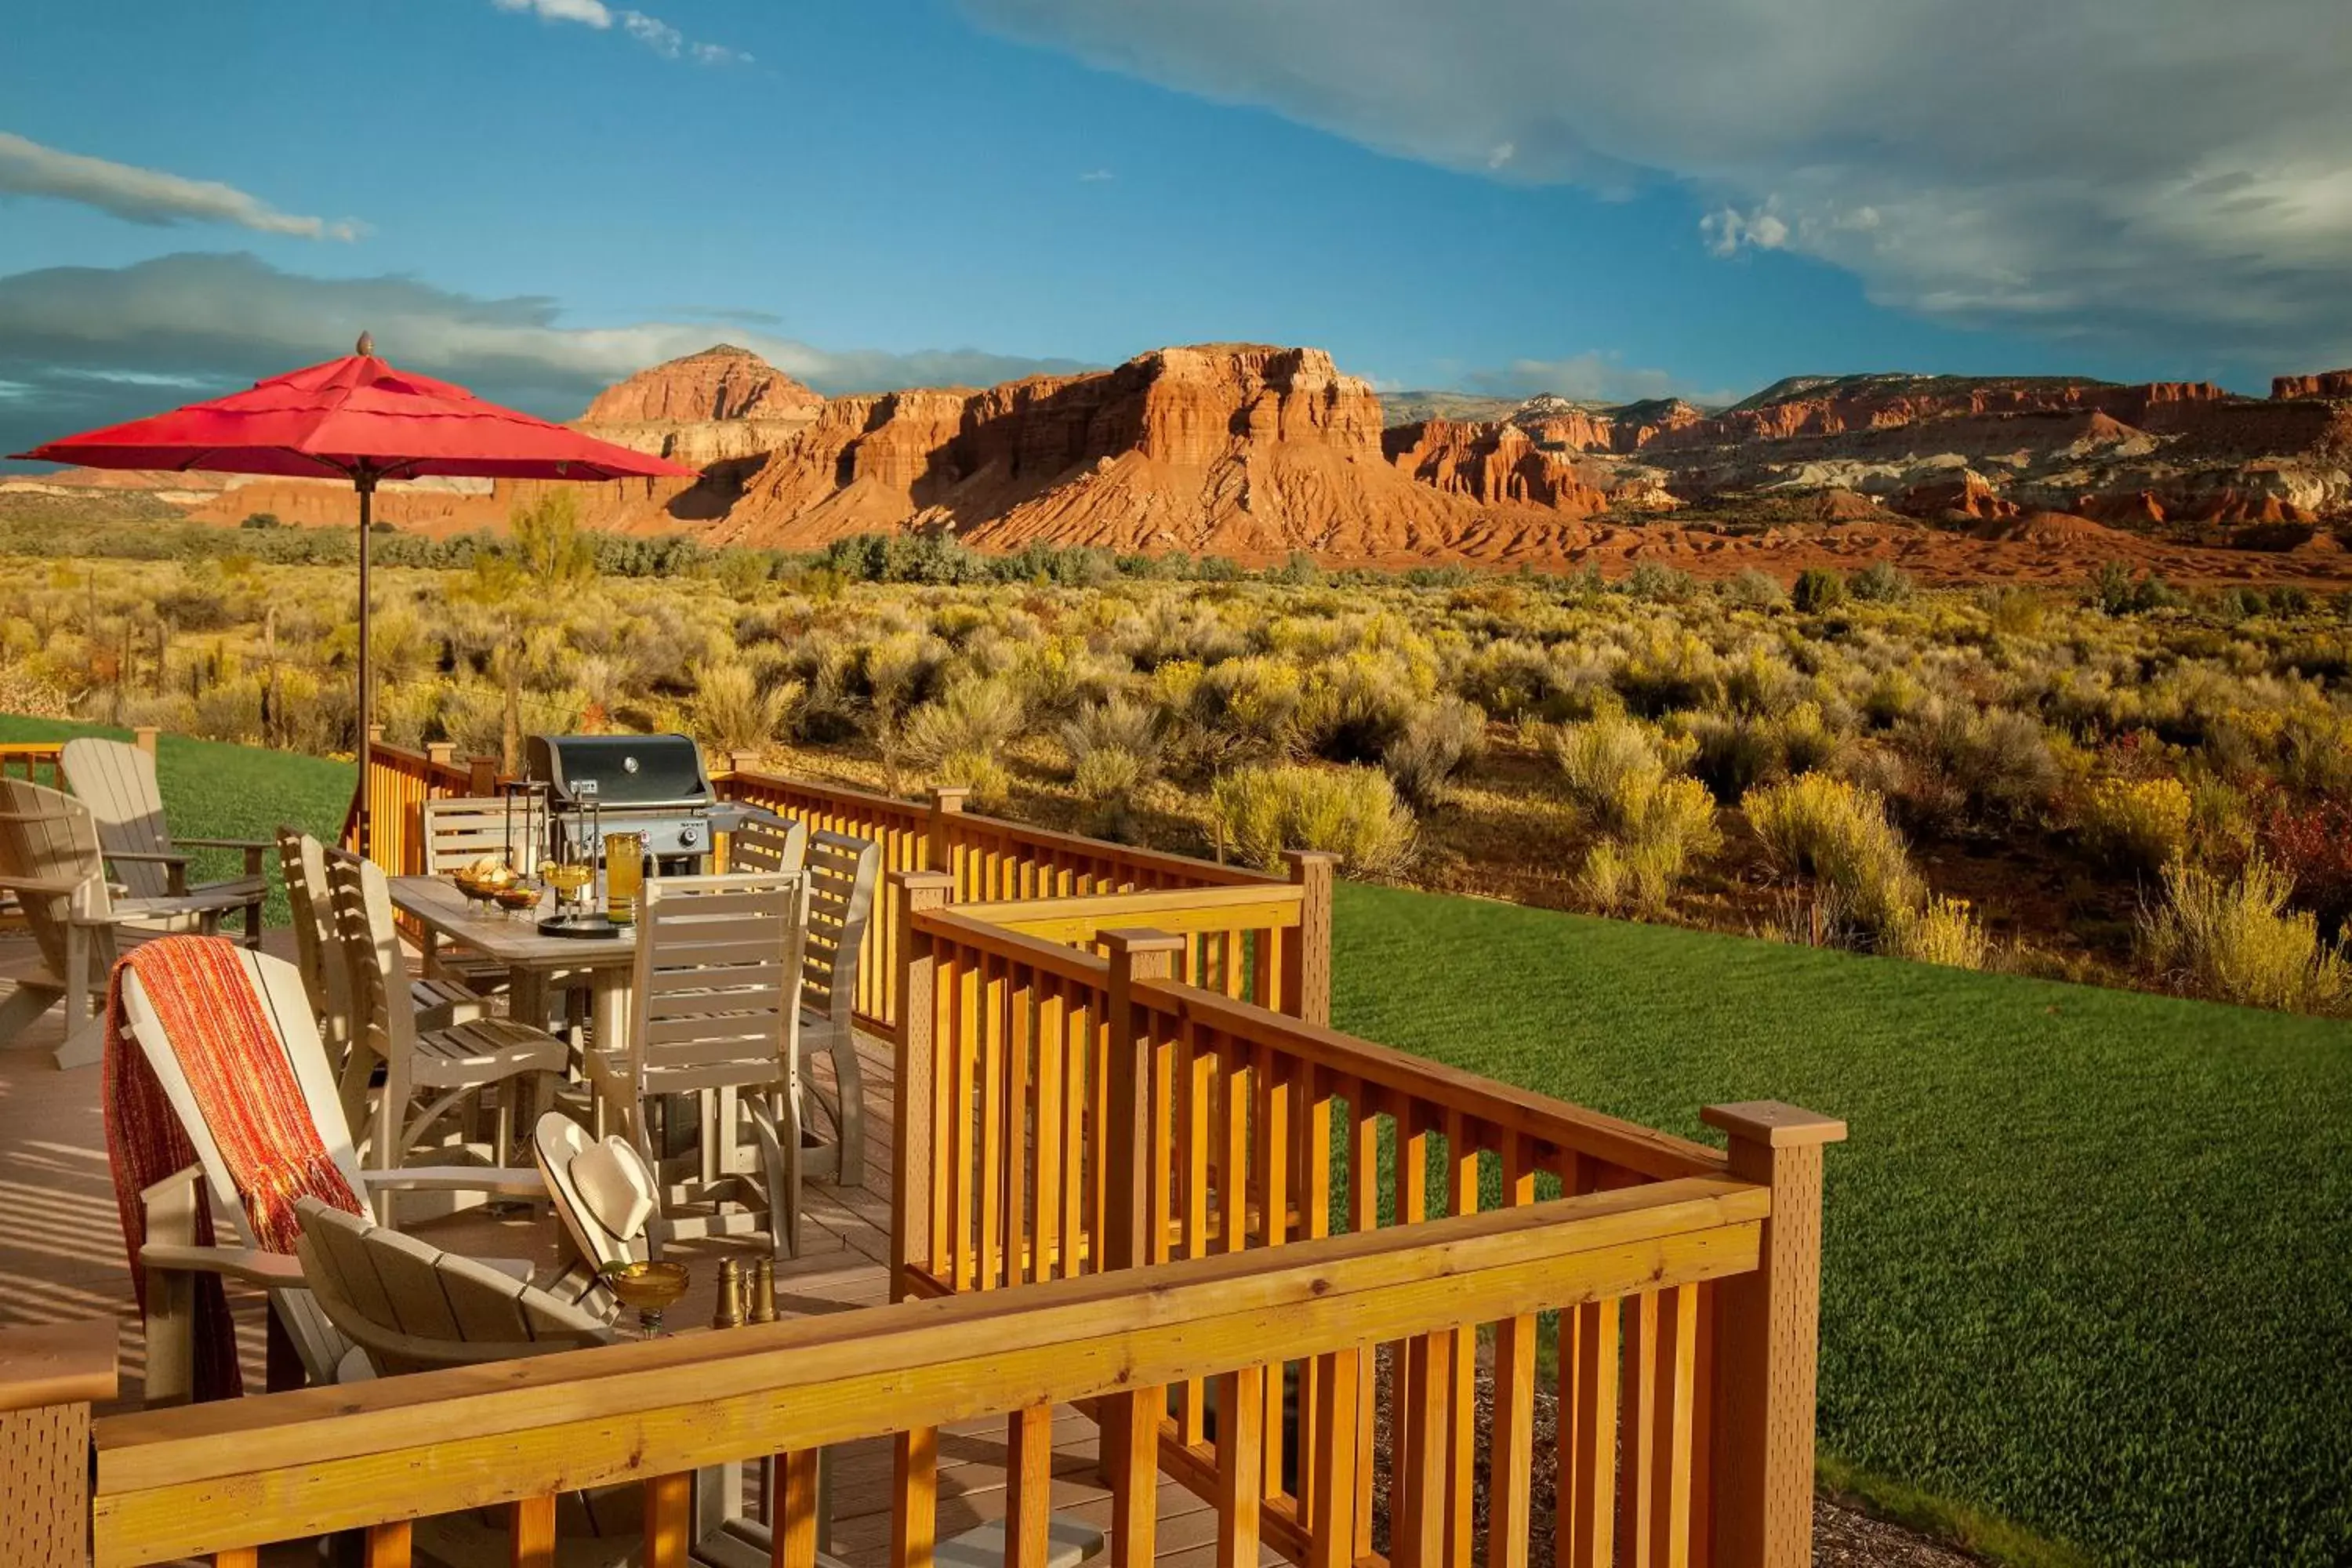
[0,927,1274,1566]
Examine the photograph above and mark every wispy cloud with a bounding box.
[0,252,1093,460]
[1078,169,1115,183]
[1457,351,1735,410]
[0,132,359,240]
[490,0,750,64]
[962,0,2352,366]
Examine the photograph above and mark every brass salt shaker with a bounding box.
[749,1256,778,1325]
[713,1257,747,1330]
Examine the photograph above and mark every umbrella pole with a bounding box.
[354,470,375,858]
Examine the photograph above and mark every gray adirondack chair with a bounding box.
[0,779,257,1070]
[59,736,267,947]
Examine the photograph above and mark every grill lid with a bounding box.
[527,734,712,807]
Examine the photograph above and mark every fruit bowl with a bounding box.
[492,884,542,913]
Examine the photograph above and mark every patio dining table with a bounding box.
[388,873,637,1054]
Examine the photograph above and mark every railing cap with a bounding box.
[1099,926,1188,956]
[1702,1100,1848,1149]
[0,1317,118,1412]
[892,869,957,891]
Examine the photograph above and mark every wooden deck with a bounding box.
[0,927,1248,1568]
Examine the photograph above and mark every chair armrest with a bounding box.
[176,837,274,851]
[0,873,86,897]
[358,1166,546,1198]
[137,1243,307,1290]
[100,849,190,864]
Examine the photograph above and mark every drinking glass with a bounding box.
[606,832,647,925]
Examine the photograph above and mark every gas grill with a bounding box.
[525,733,745,871]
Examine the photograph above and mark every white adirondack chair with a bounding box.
[115,942,550,1404]
[583,870,808,1261]
[0,779,258,1070]
[326,850,568,1170]
[797,831,880,1189]
[59,736,267,947]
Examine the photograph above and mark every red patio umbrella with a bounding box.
[12,335,698,854]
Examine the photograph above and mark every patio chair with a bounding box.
[797,830,880,1188]
[114,940,551,1404]
[0,779,257,1070]
[419,793,549,996]
[326,851,568,1171]
[583,870,809,1261]
[281,830,484,1068]
[59,735,267,947]
[725,809,807,877]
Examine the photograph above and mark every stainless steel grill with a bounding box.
[525,733,743,868]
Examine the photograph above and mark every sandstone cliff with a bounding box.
[578,345,825,466]
[2274,370,2352,401]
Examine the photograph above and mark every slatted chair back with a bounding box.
[322,848,420,1127]
[800,830,879,1034]
[293,1197,610,1375]
[726,811,807,877]
[622,870,808,1103]
[57,737,174,900]
[0,778,107,985]
[421,794,544,877]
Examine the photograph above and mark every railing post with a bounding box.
[1701,1100,1847,1568]
[926,786,968,880]
[727,748,763,777]
[466,755,499,796]
[132,725,159,757]
[1100,927,1184,1274]
[424,741,455,771]
[0,1319,118,1568]
[1098,927,1185,1508]
[1281,851,1336,1026]
[891,869,956,1301]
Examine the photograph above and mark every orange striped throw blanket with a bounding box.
[103,935,364,1400]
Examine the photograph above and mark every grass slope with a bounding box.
[0,717,351,927]
[1330,880,2351,1568]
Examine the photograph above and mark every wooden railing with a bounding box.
[27,1165,1817,1568]
[711,770,1314,1038]
[889,885,1846,1568]
[343,736,491,871]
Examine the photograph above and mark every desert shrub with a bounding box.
[931,747,1011,809]
[1625,562,1695,603]
[1071,746,1145,804]
[1848,561,1913,603]
[1544,712,1696,837]
[1062,696,1163,779]
[1381,695,1486,808]
[1685,713,1783,801]
[1776,701,1842,775]
[2259,796,2352,940]
[1982,586,2047,637]
[1577,830,1708,919]
[1193,656,1305,762]
[1791,568,1846,614]
[1723,570,1787,609]
[1613,627,1722,716]
[689,659,797,754]
[1744,773,1926,938]
[2139,855,2350,1014]
[905,675,1025,767]
[1210,764,1415,877]
[2079,775,2192,873]
[1300,652,1425,763]
[1861,666,1926,728]
[1896,701,2059,828]
[1886,895,1992,970]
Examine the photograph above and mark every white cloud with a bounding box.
[0,253,1092,459]
[0,132,359,240]
[960,0,2352,365]
[1079,169,1115,183]
[490,0,746,64]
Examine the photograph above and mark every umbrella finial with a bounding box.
[356,331,376,358]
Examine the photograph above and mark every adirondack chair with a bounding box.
[0,780,258,1070]
[114,943,550,1405]
[797,831,880,1188]
[582,870,808,1261]
[59,736,267,947]
[725,810,807,877]
[326,850,568,1170]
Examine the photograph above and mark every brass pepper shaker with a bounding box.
[713,1258,747,1330]
[749,1256,778,1325]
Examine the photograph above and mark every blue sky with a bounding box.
[3,0,2346,463]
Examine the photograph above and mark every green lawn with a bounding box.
[0,717,351,927]
[1331,880,2352,1568]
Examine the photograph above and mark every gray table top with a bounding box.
[389,873,639,970]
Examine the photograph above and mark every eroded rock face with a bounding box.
[582,345,822,424]
[2274,370,2352,401]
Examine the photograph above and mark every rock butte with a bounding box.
[20,345,2352,586]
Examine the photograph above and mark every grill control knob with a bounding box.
[678,825,700,848]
